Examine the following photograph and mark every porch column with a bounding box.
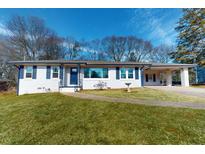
[140,68,144,87]
[166,70,172,86]
[180,67,189,87]
[77,64,80,87]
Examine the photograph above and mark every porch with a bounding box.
[59,64,84,92]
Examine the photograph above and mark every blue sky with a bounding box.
[0,8,182,46]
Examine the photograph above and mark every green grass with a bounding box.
[82,88,205,103]
[192,85,205,88]
[0,92,205,144]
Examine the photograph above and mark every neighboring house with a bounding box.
[8,60,196,95]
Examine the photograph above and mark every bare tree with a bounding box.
[6,15,51,60]
[2,15,63,85]
[63,37,80,60]
[80,39,107,61]
[39,33,63,60]
[88,36,153,62]
[0,39,18,83]
[149,44,174,63]
[126,36,153,62]
[101,36,127,62]
[86,39,101,60]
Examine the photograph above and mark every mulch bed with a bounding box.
[0,80,14,91]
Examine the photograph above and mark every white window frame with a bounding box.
[120,68,135,79]
[25,66,33,79]
[83,68,109,79]
[128,68,134,79]
[52,66,59,79]
[120,68,127,79]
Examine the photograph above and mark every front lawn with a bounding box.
[191,85,205,88]
[0,92,205,144]
[82,88,205,103]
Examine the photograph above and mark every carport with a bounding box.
[143,63,196,87]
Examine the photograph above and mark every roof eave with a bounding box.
[7,61,88,65]
[151,64,197,68]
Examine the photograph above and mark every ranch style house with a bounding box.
[8,60,196,95]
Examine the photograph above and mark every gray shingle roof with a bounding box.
[7,60,196,68]
[7,60,151,66]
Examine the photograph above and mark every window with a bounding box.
[26,66,33,78]
[120,68,126,79]
[153,74,156,82]
[120,68,135,79]
[128,68,134,79]
[72,68,77,73]
[145,74,148,82]
[84,68,89,78]
[102,68,108,78]
[91,68,102,78]
[52,66,59,78]
[84,68,108,78]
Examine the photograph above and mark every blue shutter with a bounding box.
[19,65,24,79]
[60,66,63,85]
[116,67,120,80]
[60,66,63,79]
[46,66,51,79]
[32,66,37,79]
[135,67,139,79]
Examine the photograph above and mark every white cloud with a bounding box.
[0,22,9,36]
[128,8,182,46]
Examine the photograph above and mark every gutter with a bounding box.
[7,61,88,66]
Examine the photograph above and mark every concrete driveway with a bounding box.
[65,91,205,110]
[146,86,205,99]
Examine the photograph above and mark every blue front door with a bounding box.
[70,67,78,85]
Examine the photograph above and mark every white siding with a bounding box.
[18,66,142,95]
[81,68,142,89]
[18,66,60,95]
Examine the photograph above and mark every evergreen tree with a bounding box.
[170,8,205,66]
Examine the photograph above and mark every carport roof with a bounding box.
[151,63,197,68]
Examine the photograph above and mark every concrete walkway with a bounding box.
[146,86,205,98]
[64,92,205,110]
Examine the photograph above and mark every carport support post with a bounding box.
[166,70,172,86]
[180,67,189,87]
